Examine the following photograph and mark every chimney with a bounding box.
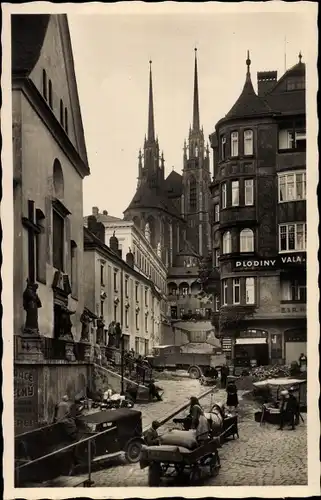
[87,215,105,243]
[257,71,277,97]
[92,206,99,216]
[103,210,108,216]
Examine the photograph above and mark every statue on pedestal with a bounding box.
[107,321,116,347]
[23,279,42,335]
[96,316,105,345]
[60,305,75,340]
[80,310,91,342]
[115,322,122,349]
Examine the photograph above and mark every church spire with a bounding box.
[147,60,155,141]
[192,48,200,132]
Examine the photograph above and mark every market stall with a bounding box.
[253,378,306,425]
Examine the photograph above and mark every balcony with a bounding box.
[219,206,257,226]
[276,150,305,171]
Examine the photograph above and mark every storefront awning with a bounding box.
[235,338,267,345]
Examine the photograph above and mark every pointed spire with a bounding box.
[246,50,251,80]
[192,48,200,131]
[299,51,302,63]
[147,60,155,141]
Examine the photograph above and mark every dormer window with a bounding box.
[221,135,226,160]
[231,132,239,157]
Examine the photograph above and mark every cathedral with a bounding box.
[123,49,212,266]
[124,49,214,345]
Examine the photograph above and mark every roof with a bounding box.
[223,72,271,121]
[264,61,306,115]
[164,170,183,198]
[84,213,122,226]
[12,14,50,75]
[124,180,181,217]
[79,408,142,424]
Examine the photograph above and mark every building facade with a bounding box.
[12,14,92,431]
[209,52,306,368]
[83,219,164,353]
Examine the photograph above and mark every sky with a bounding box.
[68,8,312,219]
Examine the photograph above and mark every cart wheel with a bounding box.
[148,462,162,486]
[125,438,143,463]
[189,366,201,379]
[189,466,201,484]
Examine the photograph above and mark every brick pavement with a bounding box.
[88,377,307,487]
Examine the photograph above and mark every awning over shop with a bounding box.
[235,338,267,345]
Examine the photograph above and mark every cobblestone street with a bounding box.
[88,375,307,487]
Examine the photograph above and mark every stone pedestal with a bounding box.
[19,334,44,362]
[82,341,93,363]
[64,340,76,362]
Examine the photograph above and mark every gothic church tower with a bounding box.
[182,49,211,257]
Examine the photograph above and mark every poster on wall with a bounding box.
[14,366,39,435]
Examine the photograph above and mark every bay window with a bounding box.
[231,180,239,206]
[244,130,253,156]
[244,179,254,206]
[222,279,228,306]
[221,182,227,209]
[245,277,255,304]
[240,228,254,252]
[221,135,226,160]
[279,223,306,252]
[231,131,239,157]
[278,171,306,202]
[233,278,240,304]
[222,231,232,254]
[214,204,220,222]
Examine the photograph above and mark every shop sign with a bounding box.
[239,329,267,338]
[222,337,232,352]
[235,253,306,270]
[14,367,39,434]
[281,305,306,314]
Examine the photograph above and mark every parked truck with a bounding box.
[146,343,226,379]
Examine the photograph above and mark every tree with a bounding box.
[219,305,257,335]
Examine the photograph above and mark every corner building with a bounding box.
[210,53,306,369]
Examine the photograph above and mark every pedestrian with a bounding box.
[298,353,307,373]
[136,355,143,381]
[279,388,298,431]
[148,380,163,401]
[220,365,229,389]
[144,420,161,446]
[226,380,238,411]
[189,396,210,443]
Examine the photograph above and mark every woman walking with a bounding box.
[226,380,239,412]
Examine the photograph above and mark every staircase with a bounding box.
[92,363,150,402]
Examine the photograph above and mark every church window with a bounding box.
[145,314,148,333]
[64,107,69,134]
[52,210,64,271]
[244,130,253,156]
[222,231,232,254]
[100,263,105,286]
[113,270,118,291]
[101,300,104,317]
[42,70,47,100]
[221,182,227,209]
[240,228,254,252]
[135,313,139,330]
[70,240,78,297]
[48,79,53,109]
[231,180,239,206]
[114,304,117,322]
[189,176,197,211]
[60,100,64,126]
[231,131,239,157]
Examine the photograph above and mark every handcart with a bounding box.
[140,436,221,486]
